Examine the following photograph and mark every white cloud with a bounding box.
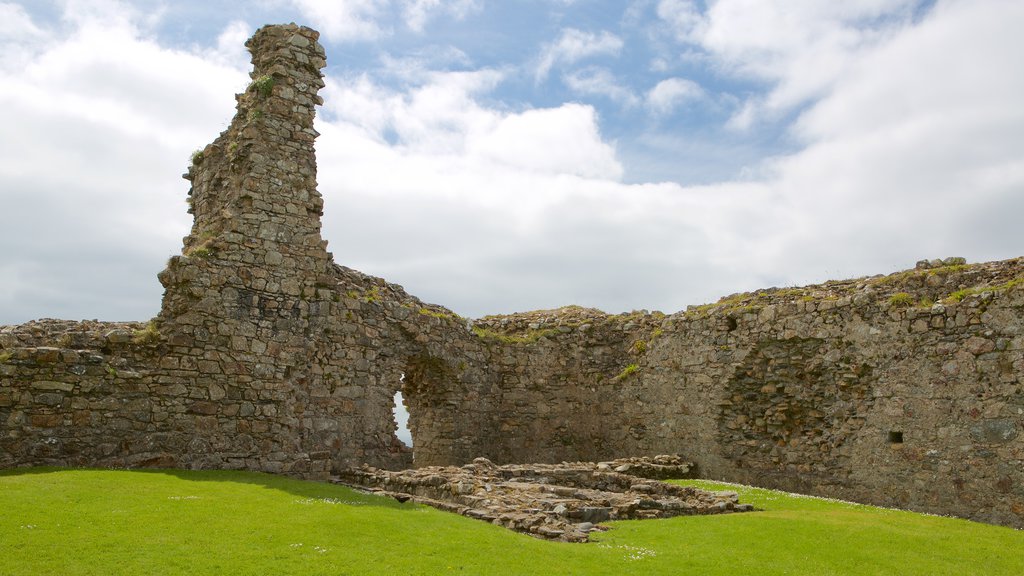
[646,77,704,115]
[325,68,504,154]
[469,104,624,179]
[289,0,480,39]
[656,0,705,43]
[61,0,168,32]
[289,0,390,41]
[563,67,640,107]
[206,20,253,69]
[535,28,624,82]
[657,0,923,126]
[323,68,622,179]
[763,0,1024,274]
[0,4,247,323]
[313,116,760,315]
[401,0,480,32]
[4,18,246,149]
[0,2,48,70]
[0,2,45,41]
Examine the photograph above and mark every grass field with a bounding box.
[1,468,1021,575]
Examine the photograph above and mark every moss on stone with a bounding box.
[943,275,1024,304]
[471,326,557,344]
[418,307,457,320]
[131,321,160,345]
[888,292,915,307]
[614,363,640,381]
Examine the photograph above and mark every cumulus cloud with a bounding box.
[313,116,763,315]
[657,0,923,127]
[646,77,704,116]
[469,105,623,179]
[0,2,246,323]
[765,0,1024,276]
[206,20,253,69]
[289,0,390,41]
[535,28,624,82]
[289,0,480,40]
[323,68,504,153]
[322,69,622,179]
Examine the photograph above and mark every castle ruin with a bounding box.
[1,24,1022,530]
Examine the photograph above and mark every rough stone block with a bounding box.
[970,420,1018,443]
[34,393,64,406]
[189,401,219,416]
[29,414,61,427]
[31,380,74,392]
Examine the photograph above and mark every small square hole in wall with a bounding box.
[888,431,904,444]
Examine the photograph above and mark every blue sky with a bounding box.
[1,0,1022,324]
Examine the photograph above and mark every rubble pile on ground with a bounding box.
[334,455,752,542]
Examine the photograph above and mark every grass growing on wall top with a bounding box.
[1,468,1022,575]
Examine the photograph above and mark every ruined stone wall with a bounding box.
[416,307,666,464]
[0,24,493,478]
[414,260,1022,528]
[641,260,1024,528]
[1,24,1021,529]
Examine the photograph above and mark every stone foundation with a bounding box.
[335,456,747,542]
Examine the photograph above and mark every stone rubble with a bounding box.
[334,456,751,542]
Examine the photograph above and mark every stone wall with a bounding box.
[1,24,1021,529]
[0,24,489,477]
[420,259,1022,528]
[417,307,665,464]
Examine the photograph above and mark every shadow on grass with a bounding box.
[0,466,412,511]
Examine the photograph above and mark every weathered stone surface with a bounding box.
[335,456,746,542]
[970,420,1018,443]
[0,24,1022,533]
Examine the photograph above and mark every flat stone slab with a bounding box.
[333,455,753,542]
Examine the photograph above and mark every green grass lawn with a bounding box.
[1,468,1020,575]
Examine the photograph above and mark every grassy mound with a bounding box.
[1,468,1020,575]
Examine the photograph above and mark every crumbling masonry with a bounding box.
[1,24,1022,529]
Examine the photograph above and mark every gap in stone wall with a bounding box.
[393,375,413,448]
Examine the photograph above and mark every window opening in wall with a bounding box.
[887,431,904,444]
[393,374,412,448]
